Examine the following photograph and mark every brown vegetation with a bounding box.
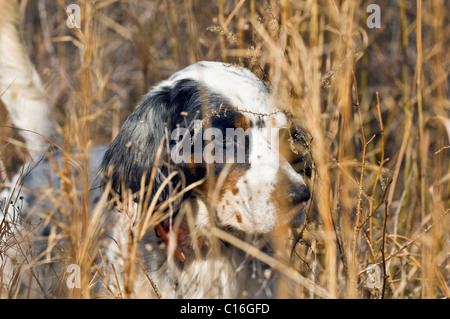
[1,0,449,299]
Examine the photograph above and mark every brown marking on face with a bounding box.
[213,167,247,204]
[194,166,247,204]
[235,211,243,224]
[271,117,277,127]
[234,116,250,131]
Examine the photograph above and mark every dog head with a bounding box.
[100,61,312,236]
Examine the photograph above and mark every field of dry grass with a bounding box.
[1,0,449,299]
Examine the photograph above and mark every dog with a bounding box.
[0,1,312,299]
[98,61,312,298]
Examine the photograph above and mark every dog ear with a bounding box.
[100,88,174,202]
[99,79,205,204]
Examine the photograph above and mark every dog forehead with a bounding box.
[162,61,277,114]
[248,111,288,128]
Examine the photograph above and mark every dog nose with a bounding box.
[289,184,311,204]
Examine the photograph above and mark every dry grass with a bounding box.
[1,0,449,299]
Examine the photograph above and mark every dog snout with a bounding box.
[289,183,311,205]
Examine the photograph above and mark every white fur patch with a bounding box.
[159,61,275,114]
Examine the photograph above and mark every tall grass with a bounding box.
[0,0,449,298]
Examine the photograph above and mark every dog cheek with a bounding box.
[246,183,280,233]
[235,211,243,224]
[216,197,242,229]
[218,193,279,234]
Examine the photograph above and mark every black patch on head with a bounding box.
[99,79,250,207]
[255,117,265,128]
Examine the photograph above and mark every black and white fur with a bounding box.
[99,61,312,298]
[0,1,311,298]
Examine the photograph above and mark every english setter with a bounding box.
[99,61,312,298]
[0,1,312,299]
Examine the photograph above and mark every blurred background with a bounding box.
[0,0,449,298]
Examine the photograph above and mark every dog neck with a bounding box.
[155,196,221,263]
[110,197,273,298]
